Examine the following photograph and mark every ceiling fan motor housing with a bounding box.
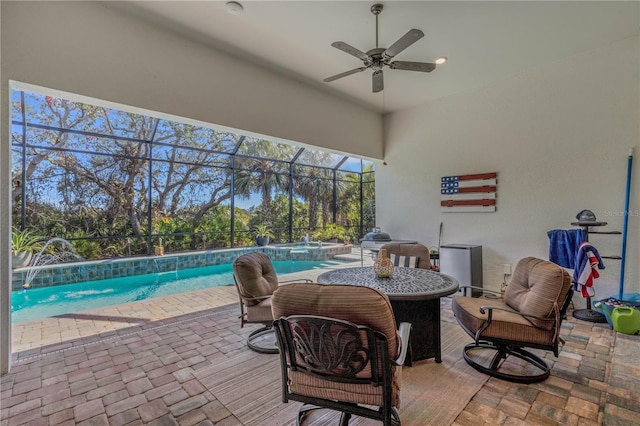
[365,48,386,70]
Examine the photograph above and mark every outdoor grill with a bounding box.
[360,227,393,251]
[359,227,417,264]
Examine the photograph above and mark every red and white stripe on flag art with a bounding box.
[441,172,497,213]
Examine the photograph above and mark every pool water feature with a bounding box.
[23,237,85,289]
[11,259,346,323]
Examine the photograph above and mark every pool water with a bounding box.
[12,260,345,323]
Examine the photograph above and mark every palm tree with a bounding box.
[234,140,292,217]
[235,163,288,216]
[292,152,337,230]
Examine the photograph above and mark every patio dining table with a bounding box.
[316,266,459,365]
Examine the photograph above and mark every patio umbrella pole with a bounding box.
[618,147,633,298]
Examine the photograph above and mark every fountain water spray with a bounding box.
[22,238,85,290]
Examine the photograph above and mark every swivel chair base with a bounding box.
[463,341,550,384]
[247,326,279,354]
[297,403,401,426]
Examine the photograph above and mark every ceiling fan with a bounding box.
[324,3,442,93]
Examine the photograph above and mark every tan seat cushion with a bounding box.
[452,295,556,346]
[505,257,571,329]
[272,282,400,359]
[245,298,273,323]
[289,364,401,408]
[233,252,279,306]
[380,243,431,269]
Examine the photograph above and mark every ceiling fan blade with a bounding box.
[383,29,424,59]
[372,70,384,93]
[390,61,436,73]
[324,67,368,83]
[331,41,370,61]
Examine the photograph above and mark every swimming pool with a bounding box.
[11,244,353,290]
[11,259,346,323]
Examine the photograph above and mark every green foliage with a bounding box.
[312,223,346,242]
[233,208,253,246]
[194,204,237,248]
[71,238,102,260]
[267,194,309,242]
[254,224,274,238]
[11,229,43,254]
[152,216,174,236]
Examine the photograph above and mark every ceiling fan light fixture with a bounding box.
[435,56,448,65]
[225,1,244,15]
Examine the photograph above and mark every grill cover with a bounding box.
[362,228,391,242]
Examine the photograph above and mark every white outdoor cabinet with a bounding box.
[439,244,483,297]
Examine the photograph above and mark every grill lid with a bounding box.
[363,227,391,241]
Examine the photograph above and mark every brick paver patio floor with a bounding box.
[2,258,639,425]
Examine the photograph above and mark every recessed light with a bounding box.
[435,56,448,65]
[225,1,244,15]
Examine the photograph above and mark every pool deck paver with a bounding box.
[3,251,640,425]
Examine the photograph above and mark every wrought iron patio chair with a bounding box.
[232,251,310,354]
[380,242,431,269]
[452,257,573,383]
[272,282,411,425]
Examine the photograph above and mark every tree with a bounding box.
[13,93,236,254]
[292,154,336,230]
[11,89,375,258]
[151,121,234,228]
[234,140,292,217]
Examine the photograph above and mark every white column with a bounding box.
[1,12,13,373]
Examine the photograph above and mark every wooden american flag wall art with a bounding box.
[441,172,497,213]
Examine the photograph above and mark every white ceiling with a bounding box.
[108,1,639,113]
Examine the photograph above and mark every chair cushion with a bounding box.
[505,257,572,329]
[452,296,556,346]
[380,243,430,269]
[245,298,273,323]
[390,254,420,268]
[289,365,401,408]
[272,283,400,359]
[233,252,279,306]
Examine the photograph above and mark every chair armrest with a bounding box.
[477,304,561,343]
[393,322,412,366]
[241,294,272,303]
[479,304,517,315]
[279,278,313,283]
[479,305,556,323]
[458,286,501,297]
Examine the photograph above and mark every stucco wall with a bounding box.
[378,35,640,297]
[0,1,382,157]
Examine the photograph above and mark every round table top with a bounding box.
[316,266,459,300]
